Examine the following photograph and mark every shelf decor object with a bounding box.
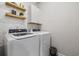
[5,13,26,20]
[5,2,26,11]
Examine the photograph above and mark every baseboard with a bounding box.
[58,52,65,56]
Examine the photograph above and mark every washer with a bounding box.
[4,29,39,56]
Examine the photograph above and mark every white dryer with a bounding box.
[33,32,51,56]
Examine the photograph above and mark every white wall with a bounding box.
[39,2,79,56]
[0,2,30,33]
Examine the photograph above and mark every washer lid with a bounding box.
[13,33,33,36]
[9,33,37,40]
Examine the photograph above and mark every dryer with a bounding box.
[33,32,51,56]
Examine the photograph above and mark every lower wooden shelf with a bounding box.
[28,22,42,25]
[5,13,26,20]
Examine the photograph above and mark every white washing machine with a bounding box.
[4,29,50,56]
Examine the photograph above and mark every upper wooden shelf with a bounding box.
[5,2,26,11]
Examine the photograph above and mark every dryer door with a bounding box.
[8,35,39,56]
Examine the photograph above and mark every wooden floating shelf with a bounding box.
[5,2,26,11]
[28,22,42,25]
[5,13,26,20]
